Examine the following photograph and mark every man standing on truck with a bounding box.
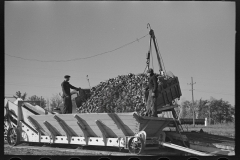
[61,75,80,114]
[145,68,158,117]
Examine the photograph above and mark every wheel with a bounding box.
[4,121,9,143]
[128,137,145,154]
[4,107,8,119]
[7,127,21,146]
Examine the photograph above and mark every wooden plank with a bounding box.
[74,114,91,142]
[28,120,52,136]
[34,120,66,135]
[30,113,137,121]
[96,120,109,146]
[107,114,130,136]
[53,115,78,136]
[53,115,78,143]
[59,119,136,137]
[66,124,134,138]
[29,115,59,121]
[27,116,47,135]
[64,119,137,126]
[81,125,122,138]
[43,121,62,136]
[74,115,86,129]
[29,113,138,137]
[43,121,62,143]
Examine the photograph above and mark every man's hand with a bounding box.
[151,92,155,97]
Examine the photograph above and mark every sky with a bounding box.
[5,1,235,106]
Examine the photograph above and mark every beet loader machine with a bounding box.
[4,25,216,156]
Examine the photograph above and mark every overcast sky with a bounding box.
[5,1,235,106]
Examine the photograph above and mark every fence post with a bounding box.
[205,118,207,126]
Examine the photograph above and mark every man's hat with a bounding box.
[147,68,153,73]
[64,75,70,78]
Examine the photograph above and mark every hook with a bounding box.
[147,23,151,30]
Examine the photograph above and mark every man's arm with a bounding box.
[69,83,79,90]
[61,82,68,97]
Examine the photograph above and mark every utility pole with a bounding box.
[48,98,50,112]
[86,75,91,89]
[40,96,42,107]
[188,77,196,127]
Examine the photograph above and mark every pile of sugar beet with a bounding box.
[75,72,176,116]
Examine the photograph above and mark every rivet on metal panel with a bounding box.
[96,139,98,142]
[27,129,29,131]
[78,139,80,141]
[46,137,47,139]
[41,137,43,139]
[72,139,74,141]
[56,138,58,140]
[90,139,92,142]
[117,140,118,143]
[61,138,63,140]
[110,140,112,143]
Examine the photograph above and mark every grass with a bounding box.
[180,122,235,138]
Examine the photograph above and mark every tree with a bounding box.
[50,93,63,109]
[207,98,234,124]
[13,91,27,100]
[181,98,235,124]
[196,98,209,119]
[27,95,47,108]
[180,100,192,118]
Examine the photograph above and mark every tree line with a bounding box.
[13,91,62,112]
[175,97,235,124]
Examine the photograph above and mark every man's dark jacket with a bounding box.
[146,74,158,93]
[61,81,78,97]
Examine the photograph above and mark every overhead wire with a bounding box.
[6,65,125,76]
[6,34,148,62]
[194,90,234,96]
[5,83,60,89]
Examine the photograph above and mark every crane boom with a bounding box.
[147,23,164,76]
[149,29,163,74]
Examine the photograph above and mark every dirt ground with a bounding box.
[4,143,127,156]
[4,142,185,156]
